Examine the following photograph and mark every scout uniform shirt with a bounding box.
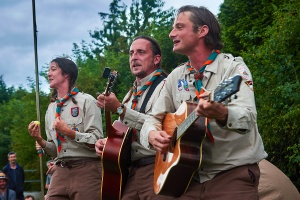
[44,92,103,158]
[142,53,267,183]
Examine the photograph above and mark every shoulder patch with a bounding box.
[245,81,254,91]
[238,66,250,80]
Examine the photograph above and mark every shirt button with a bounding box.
[228,123,232,127]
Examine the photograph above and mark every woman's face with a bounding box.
[47,62,69,89]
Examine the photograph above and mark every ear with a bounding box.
[154,54,161,66]
[198,25,209,38]
[63,74,69,79]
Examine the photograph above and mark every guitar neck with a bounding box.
[105,110,112,129]
[175,74,242,139]
[177,110,198,139]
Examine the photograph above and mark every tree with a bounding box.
[0,75,14,104]
[218,0,287,56]
[219,0,300,188]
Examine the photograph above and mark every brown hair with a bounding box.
[176,5,224,50]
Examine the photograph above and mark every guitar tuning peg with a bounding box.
[234,94,238,99]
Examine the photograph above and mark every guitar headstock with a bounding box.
[103,67,118,96]
[212,74,242,103]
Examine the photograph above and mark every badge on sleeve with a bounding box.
[245,81,254,91]
[71,107,79,117]
[238,66,250,80]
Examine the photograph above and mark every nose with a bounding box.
[169,28,176,39]
[130,52,138,60]
[47,70,52,78]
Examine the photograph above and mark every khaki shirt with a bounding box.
[121,71,165,161]
[44,92,103,159]
[142,53,267,183]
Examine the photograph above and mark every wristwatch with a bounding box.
[116,104,125,116]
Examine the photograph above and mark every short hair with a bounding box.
[176,5,224,50]
[132,35,162,67]
[24,195,35,200]
[7,151,16,157]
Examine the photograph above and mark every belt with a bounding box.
[55,157,100,168]
[131,156,155,168]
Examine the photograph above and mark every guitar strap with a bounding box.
[139,74,166,114]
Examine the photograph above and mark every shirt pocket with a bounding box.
[65,117,84,133]
[175,91,191,107]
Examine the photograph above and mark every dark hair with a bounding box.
[132,35,162,67]
[7,151,16,157]
[25,195,35,200]
[49,57,78,102]
[176,5,224,50]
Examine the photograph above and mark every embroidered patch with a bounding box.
[245,81,254,91]
[71,107,79,117]
[177,79,189,91]
[238,66,250,80]
[72,124,79,131]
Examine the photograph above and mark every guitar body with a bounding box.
[101,120,132,200]
[154,102,206,197]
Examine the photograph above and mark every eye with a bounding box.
[138,50,145,55]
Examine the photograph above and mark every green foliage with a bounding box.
[0,86,50,191]
[220,0,300,188]
[218,0,288,56]
[87,0,186,73]
[0,75,14,104]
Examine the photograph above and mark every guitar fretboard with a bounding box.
[177,110,198,139]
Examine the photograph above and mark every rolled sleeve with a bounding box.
[44,140,57,157]
[122,105,147,130]
[224,107,250,133]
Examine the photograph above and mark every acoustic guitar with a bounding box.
[100,68,132,200]
[153,74,242,197]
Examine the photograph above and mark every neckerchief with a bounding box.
[186,50,221,143]
[55,87,79,152]
[130,68,162,142]
[131,68,162,110]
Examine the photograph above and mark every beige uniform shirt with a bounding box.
[121,71,165,161]
[44,92,103,159]
[142,53,267,183]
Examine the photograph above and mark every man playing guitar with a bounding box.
[95,36,172,200]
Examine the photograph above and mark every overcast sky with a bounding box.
[0,0,223,93]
